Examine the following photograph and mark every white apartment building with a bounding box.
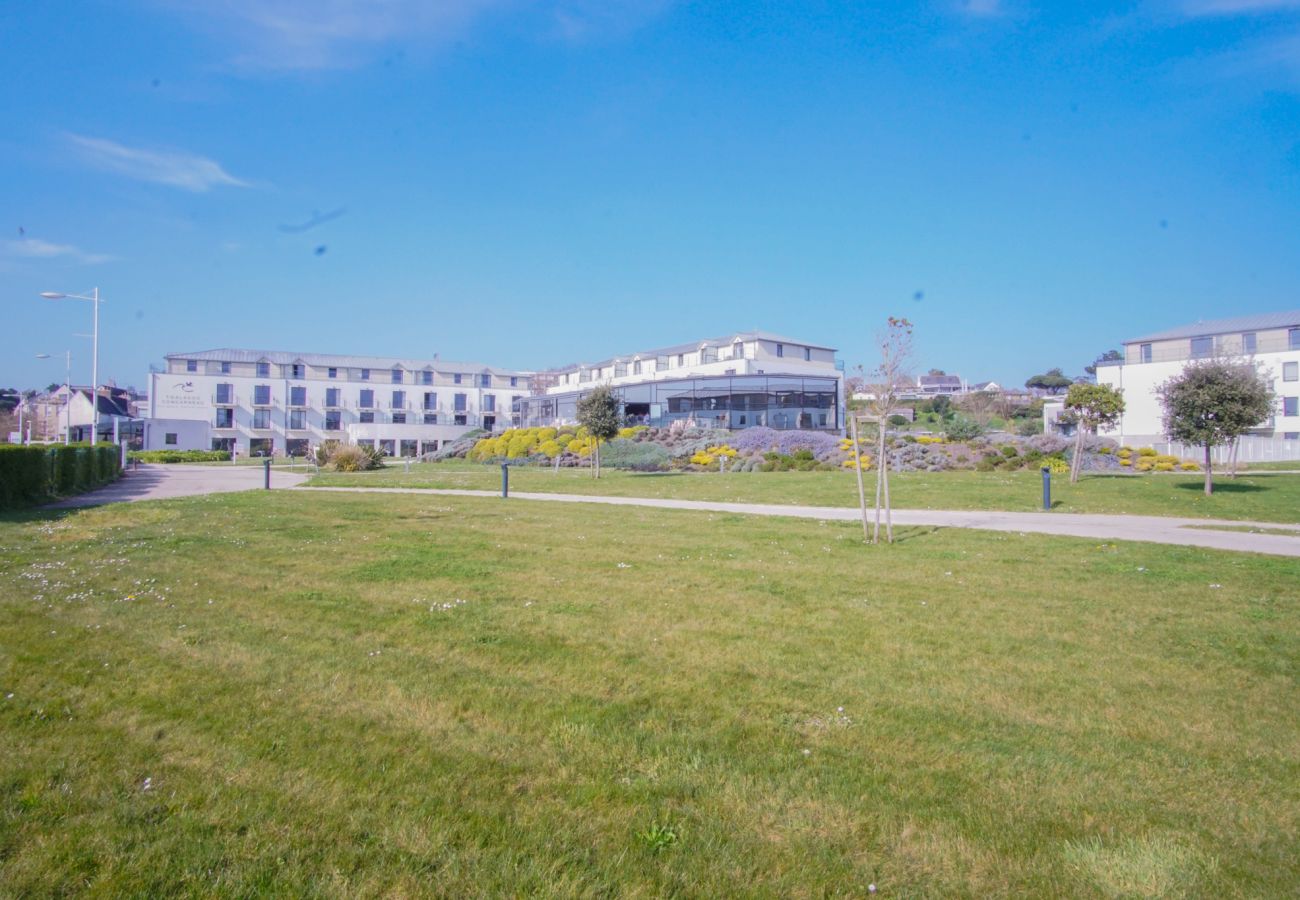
[518,331,844,431]
[146,349,531,456]
[1094,310,1300,460]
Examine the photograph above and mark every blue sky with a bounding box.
[3,0,1298,392]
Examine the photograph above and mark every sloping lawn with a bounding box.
[1,492,1297,895]
[308,461,1300,523]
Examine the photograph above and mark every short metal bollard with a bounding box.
[264,457,272,490]
[501,462,509,498]
[1041,466,1051,510]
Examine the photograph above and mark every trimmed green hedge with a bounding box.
[0,444,123,509]
[128,449,231,464]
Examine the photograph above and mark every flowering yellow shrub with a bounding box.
[707,445,738,459]
[1117,447,1133,458]
[1154,461,1175,471]
[1180,461,1200,471]
[537,427,558,442]
[618,425,648,439]
[690,451,716,466]
[555,433,574,446]
[842,455,872,470]
[1120,458,1132,466]
[537,440,562,458]
[916,435,946,444]
[1041,457,1070,474]
[1138,447,1157,457]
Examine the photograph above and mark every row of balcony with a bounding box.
[214,394,500,414]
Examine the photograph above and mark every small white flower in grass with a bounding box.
[142,777,153,791]
[1209,583,1222,589]
[801,748,811,756]
[868,884,877,893]
[5,693,12,700]
[617,562,632,569]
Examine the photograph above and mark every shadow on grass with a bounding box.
[1172,480,1268,494]
[0,505,84,526]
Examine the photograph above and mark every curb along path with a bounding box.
[298,486,1300,557]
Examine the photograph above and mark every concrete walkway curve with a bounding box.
[45,463,310,509]
[300,486,1300,557]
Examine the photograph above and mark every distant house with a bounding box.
[26,385,140,444]
[970,381,1002,393]
[916,374,964,395]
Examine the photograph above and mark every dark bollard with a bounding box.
[1041,466,1051,510]
[501,462,509,498]
[264,457,272,490]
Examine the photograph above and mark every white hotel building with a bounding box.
[518,331,844,432]
[146,350,531,456]
[145,331,844,456]
[1092,310,1300,460]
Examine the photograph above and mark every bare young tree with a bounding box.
[854,317,914,544]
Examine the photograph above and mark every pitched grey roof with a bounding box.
[918,374,962,387]
[166,348,530,377]
[1125,310,1300,344]
[557,330,837,372]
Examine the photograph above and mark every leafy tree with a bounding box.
[1024,368,1073,395]
[0,389,18,413]
[576,385,621,479]
[942,416,983,442]
[1083,349,1123,377]
[926,368,946,377]
[1156,360,1274,496]
[1063,383,1125,483]
[929,395,952,419]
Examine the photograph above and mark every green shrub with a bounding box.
[1138,447,1157,457]
[943,416,984,442]
[129,449,231,464]
[0,446,52,508]
[1000,444,1019,458]
[600,438,671,471]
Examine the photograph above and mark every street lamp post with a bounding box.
[40,288,101,445]
[35,352,73,445]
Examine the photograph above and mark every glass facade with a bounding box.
[516,374,840,432]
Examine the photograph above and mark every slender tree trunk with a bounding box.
[1228,438,1239,479]
[873,422,885,544]
[850,415,869,542]
[1204,443,1213,496]
[1070,422,1085,483]
[883,446,893,544]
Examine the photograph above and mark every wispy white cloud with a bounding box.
[67,134,249,192]
[158,0,676,70]
[1,238,116,265]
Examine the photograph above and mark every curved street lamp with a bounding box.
[40,288,102,445]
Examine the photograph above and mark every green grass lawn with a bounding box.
[308,460,1300,523]
[2,492,1297,895]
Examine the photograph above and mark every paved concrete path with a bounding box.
[301,486,1300,557]
[46,463,310,509]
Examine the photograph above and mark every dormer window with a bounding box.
[733,341,743,359]
[257,361,270,377]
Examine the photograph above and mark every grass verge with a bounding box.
[1,492,1297,894]
[307,461,1300,523]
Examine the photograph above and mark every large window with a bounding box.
[253,384,271,406]
[359,411,375,424]
[257,362,270,377]
[1140,343,1152,363]
[215,408,233,428]
[423,391,437,410]
[1190,336,1213,358]
[290,364,305,379]
[483,395,496,412]
[325,388,341,407]
[290,386,307,406]
[421,371,433,385]
[359,389,374,409]
[424,413,437,424]
[1242,332,1257,354]
[1285,397,1298,417]
[392,390,405,409]
[392,412,407,424]
[1284,362,1298,382]
[392,368,403,384]
[215,383,233,404]
[480,373,491,387]
[324,410,341,430]
[253,409,271,429]
[454,393,467,411]
[289,409,306,430]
